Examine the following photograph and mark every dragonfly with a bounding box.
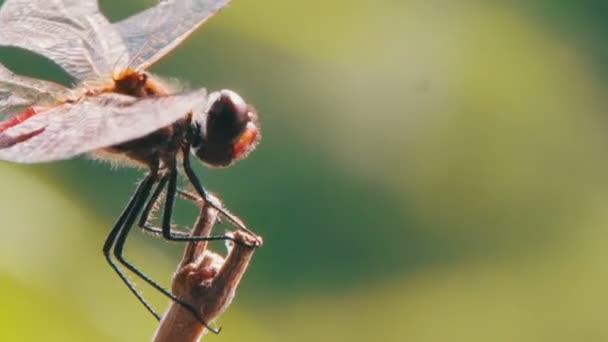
[0,0,261,332]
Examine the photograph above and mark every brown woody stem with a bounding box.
[152,198,262,342]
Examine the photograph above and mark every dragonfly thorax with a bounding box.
[112,71,170,97]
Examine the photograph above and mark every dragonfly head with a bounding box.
[190,89,260,167]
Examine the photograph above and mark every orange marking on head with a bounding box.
[232,124,260,160]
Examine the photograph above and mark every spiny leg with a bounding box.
[177,188,223,226]
[138,177,225,238]
[137,174,190,238]
[113,167,225,334]
[177,188,201,202]
[182,149,259,240]
[160,168,237,242]
[103,174,161,320]
[138,170,235,242]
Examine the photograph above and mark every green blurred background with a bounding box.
[1,0,608,341]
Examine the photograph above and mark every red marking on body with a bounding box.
[0,106,41,133]
[0,126,46,149]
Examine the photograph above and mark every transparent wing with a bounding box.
[0,89,208,163]
[0,0,129,81]
[0,91,31,117]
[115,0,230,71]
[0,61,68,120]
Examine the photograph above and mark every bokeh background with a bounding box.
[1,0,608,341]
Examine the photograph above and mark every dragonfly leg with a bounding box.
[137,174,190,238]
[103,173,161,320]
[140,167,239,243]
[182,150,260,244]
[104,170,223,334]
[111,168,226,333]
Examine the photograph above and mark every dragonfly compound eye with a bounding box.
[191,90,261,167]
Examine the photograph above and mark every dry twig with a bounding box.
[152,198,262,342]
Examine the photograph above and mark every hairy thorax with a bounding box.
[92,71,190,168]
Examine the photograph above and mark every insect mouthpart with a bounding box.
[191,90,261,167]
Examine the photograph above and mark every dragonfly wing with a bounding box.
[115,0,230,71]
[0,88,208,163]
[0,61,69,120]
[0,0,129,81]
[0,91,30,118]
